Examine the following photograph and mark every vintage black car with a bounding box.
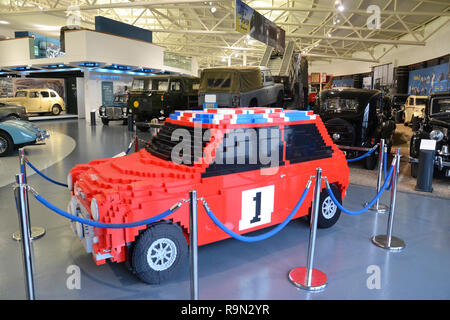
[316,88,396,169]
[98,94,129,125]
[409,92,450,178]
[385,93,409,123]
[0,102,28,121]
[128,75,200,132]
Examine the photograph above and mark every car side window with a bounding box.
[408,97,414,105]
[50,92,56,97]
[284,124,333,164]
[29,92,39,98]
[170,81,181,92]
[41,91,49,98]
[261,72,264,83]
[202,127,284,178]
[264,71,274,82]
[15,91,27,97]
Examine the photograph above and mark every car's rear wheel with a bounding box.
[51,104,61,116]
[249,98,258,108]
[131,221,187,284]
[0,131,14,157]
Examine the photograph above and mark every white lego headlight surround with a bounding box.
[91,198,100,221]
[67,173,73,191]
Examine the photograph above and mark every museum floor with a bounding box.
[0,119,449,300]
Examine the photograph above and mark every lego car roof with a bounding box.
[167,107,317,127]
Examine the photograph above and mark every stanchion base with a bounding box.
[371,235,405,251]
[12,227,46,241]
[288,267,327,291]
[363,202,389,214]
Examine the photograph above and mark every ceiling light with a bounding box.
[234,53,239,57]
[0,21,10,24]
[338,4,345,11]
[327,33,332,37]
[211,7,216,13]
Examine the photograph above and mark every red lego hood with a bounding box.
[70,149,202,201]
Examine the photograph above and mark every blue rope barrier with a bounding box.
[26,161,68,188]
[383,151,393,191]
[33,193,177,229]
[326,162,395,215]
[201,182,311,242]
[346,146,377,163]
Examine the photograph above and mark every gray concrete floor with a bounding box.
[0,119,449,300]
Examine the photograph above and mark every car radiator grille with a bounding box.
[324,122,355,146]
[106,107,123,119]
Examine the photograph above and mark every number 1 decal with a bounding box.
[239,185,275,231]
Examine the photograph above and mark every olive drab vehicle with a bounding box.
[128,75,200,132]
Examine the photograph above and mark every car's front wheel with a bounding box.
[131,221,187,284]
[0,131,14,157]
[101,118,109,125]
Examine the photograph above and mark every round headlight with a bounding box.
[91,198,99,221]
[430,130,444,142]
[332,133,341,141]
[122,107,127,113]
[67,173,73,191]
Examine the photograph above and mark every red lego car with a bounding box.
[68,107,349,284]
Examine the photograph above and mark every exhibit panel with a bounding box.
[0,0,449,307]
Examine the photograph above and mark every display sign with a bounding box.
[235,0,285,52]
[310,73,321,83]
[101,81,114,106]
[321,73,327,83]
[408,63,449,95]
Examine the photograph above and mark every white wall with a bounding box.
[309,17,450,76]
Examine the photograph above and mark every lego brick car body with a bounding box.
[403,95,428,126]
[68,107,349,284]
[99,94,129,125]
[198,66,284,108]
[409,92,450,178]
[0,89,66,115]
[128,75,200,132]
[316,88,396,170]
[0,119,50,156]
[0,102,28,121]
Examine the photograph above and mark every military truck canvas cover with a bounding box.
[199,66,263,93]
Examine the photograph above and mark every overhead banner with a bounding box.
[235,0,285,52]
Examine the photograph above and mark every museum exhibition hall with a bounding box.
[0,0,449,304]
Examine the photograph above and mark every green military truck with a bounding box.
[129,75,200,132]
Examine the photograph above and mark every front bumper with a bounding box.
[67,195,113,262]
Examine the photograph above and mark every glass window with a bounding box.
[408,97,414,105]
[416,98,427,106]
[431,98,450,115]
[29,91,39,98]
[170,81,181,92]
[207,78,231,89]
[15,91,27,97]
[323,98,359,112]
[50,92,56,97]
[264,71,274,82]
[41,91,49,98]
[131,79,145,91]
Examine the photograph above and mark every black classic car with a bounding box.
[98,94,129,125]
[409,92,450,178]
[128,75,200,132]
[316,88,396,169]
[0,102,28,121]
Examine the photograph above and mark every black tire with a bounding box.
[276,91,284,108]
[306,184,342,229]
[51,104,61,116]
[137,125,150,132]
[364,151,378,170]
[411,162,418,178]
[249,98,258,108]
[101,118,109,125]
[131,221,187,284]
[0,131,14,157]
[122,119,128,125]
[411,116,420,132]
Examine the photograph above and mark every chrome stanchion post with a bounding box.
[372,149,405,251]
[15,173,35,300]
[189,190,199,300]
[289,168,327,291]
[12,148,45,241]
[365,140,388,213]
